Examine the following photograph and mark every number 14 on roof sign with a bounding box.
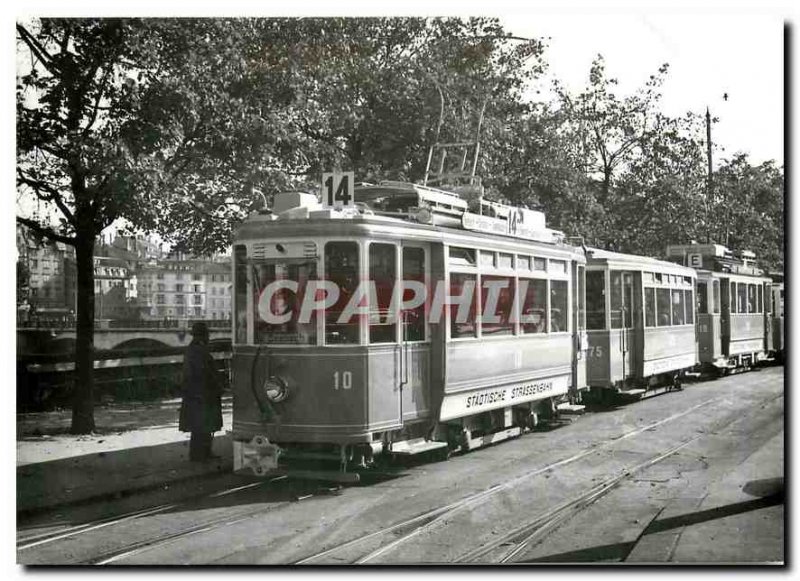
[322,172,355,209]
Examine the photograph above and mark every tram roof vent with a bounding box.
[273,192,321,214]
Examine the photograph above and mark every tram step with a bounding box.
[465,427,522,451]
[390,438,449,456]
[556,403,586,414]
[619,389,646,397]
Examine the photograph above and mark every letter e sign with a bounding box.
[688,253,702,268]
[322,172,355,209]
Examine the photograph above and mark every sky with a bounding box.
[506,12,784,166]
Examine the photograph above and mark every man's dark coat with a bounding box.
[179,341,224,433]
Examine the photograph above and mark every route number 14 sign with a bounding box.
[321,172,355,209]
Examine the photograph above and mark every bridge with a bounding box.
[17,319,232,353]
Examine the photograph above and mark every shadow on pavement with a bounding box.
[521,487,784,563]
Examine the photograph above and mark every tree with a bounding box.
[712,154,784,270]
[17,17,544,432]
[17,18,294,432]
[553,56,670,246]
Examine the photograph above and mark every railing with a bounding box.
[18,318,232,331]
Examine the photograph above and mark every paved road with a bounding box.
[18,365,784,565]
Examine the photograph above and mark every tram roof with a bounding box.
[586,247,697,275]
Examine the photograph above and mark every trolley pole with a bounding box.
[705,106,712,244]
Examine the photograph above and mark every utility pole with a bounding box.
[705,106,712,244]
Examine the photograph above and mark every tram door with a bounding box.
[763,282,773,352]
[611,270,636,380]
[720,277,731,355]
[571,262,588,395]
[396,243,433,425]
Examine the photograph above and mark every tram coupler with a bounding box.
[233,435,281,476]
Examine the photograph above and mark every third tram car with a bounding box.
[665,244,773,371]
[231,183,588,479]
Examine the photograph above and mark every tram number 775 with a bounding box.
[333,370,353,390]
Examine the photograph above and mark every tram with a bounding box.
[584,248,698,398]
[665,244,773,371]
[230,182,588,478]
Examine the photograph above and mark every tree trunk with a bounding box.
[71,234,96,434]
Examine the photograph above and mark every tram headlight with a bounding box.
[262,375,290,403]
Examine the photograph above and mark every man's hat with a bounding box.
[191,321,209,336]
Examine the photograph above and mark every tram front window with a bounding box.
[253,260,317,345]
[586,271,606,330]
[551,280,569,333]
[325,241,360,344]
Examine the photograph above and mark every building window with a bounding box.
[156,294,165,304]
[193,284,201,292]
[157,273,164,280]
[193,294,202,305]
[193,273,201,281]
[175,284,184,292]
[176,307,184,316]
[176,294,185,304]
[194,307,202,316]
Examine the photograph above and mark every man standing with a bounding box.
[180,322,224,461]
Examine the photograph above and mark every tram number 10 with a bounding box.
[322,172,355,209]
[333,370,353,390]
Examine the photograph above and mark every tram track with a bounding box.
[17,478,282,552]
[21,385,780,565]
[295,397,720,565]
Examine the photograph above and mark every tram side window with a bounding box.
[685,289,694,324]
[712,280,720,314]
[730,282,737,314]
[747,284,757,314]
[481,276,515,336]
[656,288,671,326]
[697,282,708,314]
[450,273,477,338]
[402,247,426,342]
[520,278,547,334]
[737,282,748,314]
[369,243,396,344]
[645,288,656,327]
[586,271,606,330]
[325,242,360,344]
[234,245,248,344]
[672,289,686,325]
[757,285,763,314]
[551,280,569,332]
